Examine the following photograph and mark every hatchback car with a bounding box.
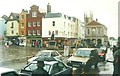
[0,67,20,76]
[20,57,72,76]
[67,48,99,73]
[27,50,63,63]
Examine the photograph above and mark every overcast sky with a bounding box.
[0,0,119,38]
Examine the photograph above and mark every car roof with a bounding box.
[40,50,57,52]
[0,67,16,74]
[31,61,58,65]
[77,48,97,51]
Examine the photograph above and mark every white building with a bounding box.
[0,17,6,40]
[6,13,19,45]
[42,13,84,46]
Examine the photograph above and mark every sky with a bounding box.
[0,0,119,38]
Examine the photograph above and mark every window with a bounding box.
[28,30,31,35]
[53,21,55,26]
[37,30,40,35]
[21,31,24,35]
[98,28,101,34]
[21,15,24,19]
[28,22,31,27]
[88,29,90,34]
[32,12,37,17]
[55,30,58,35]
[64,22,65,27]
[33,22,36,27]
[11,30,14,34]
[92,28,96,34]
[21,23,24,28]
[33,30,36,35]
[37,22,40,26]
[10,16,13,19]
[11,22,14,28]
[49,31,51,35]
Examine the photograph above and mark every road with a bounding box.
[0,45,114,75]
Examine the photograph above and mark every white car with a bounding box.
[20,57,72,76]
[0,67,20,76]
[27,50,63,63]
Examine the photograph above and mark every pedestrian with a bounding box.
[90,49,99,69]
[112,45,117,54]
[113,37,120,76]
[31,60,50,76]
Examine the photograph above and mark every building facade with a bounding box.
[42,13,82,47]
[85,20,108,47]
[26,5,43,47]
[6,12,19,45]
[0,17,6,41]
[19,9,28,46]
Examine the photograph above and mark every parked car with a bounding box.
[20,57,72,76]
[0,67,20,76]
[67,48,99,73]
[27,50,63,63]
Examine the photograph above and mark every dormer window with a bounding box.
[32,12,37,17]
[10,16,13,19]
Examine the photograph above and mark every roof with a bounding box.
[77,48,97,51]
[87,20,103,25]
[44,13,62,18]
[0,67,16,74]
[0,17,4,21]
[6,12,19,23]
[32,60,58,65]
[40,50,57,52]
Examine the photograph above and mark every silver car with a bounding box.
[27,50,63,63]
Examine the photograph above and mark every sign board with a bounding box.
[64,46,69,56]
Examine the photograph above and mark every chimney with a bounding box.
[47,3,51,13]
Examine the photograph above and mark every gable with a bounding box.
[87,20,103,26]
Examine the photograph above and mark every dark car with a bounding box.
[67,48,99,73]
[20,57,72,76]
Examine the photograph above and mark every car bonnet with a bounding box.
[67,56,90,63]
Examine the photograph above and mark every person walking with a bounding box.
[31,60,50,76]
[113,37,120,76]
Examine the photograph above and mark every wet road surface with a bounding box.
[0,44,114,75]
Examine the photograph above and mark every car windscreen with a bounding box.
[74,50,91,57]
[24,63,51,73]
[36,52,50,57]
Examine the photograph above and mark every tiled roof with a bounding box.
[6,12,19,22]
[44,13,62,18]
[12,13,19,19]
[87,20,103,25]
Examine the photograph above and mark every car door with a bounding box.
[1,71,20,76]
[52,62,72,76]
